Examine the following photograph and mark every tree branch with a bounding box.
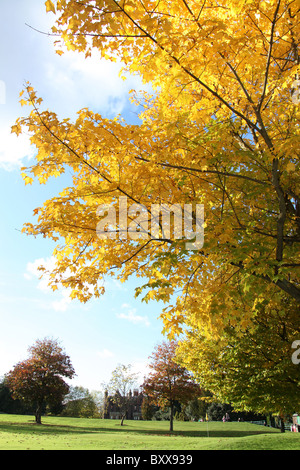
[258,0,282,111]
[134,155,270,186]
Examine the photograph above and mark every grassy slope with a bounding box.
[0,414,299,450]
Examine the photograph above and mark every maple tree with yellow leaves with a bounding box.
[13,0,299,349]
[177,293,300,419]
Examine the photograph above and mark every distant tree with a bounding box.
[142,341,201,431]
[105,364,139,426]
[5,338,75,424]
[185,398,205,422]
[141,395,156,421]
[90,389,105,417]
[61,386,99,418]
[0,378,34,415]
[207,403,233,422]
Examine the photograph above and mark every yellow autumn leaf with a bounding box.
[45,0,56,14]
[21,173,34,185]
[11,124,22,136]
[286,162,296,172]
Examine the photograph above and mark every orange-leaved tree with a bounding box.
[13,0,300,340]
[5,338,75,424]
[142,341,201,431]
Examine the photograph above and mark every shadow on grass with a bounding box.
[0,420,279,439]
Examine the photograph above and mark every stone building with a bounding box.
[103,389,144,420]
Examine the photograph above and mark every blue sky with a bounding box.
[0,0,166,391]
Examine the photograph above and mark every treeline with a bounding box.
[141,396,264,423]
[0,379,263,423]
[0,379,61,416]
[0,380,100,418]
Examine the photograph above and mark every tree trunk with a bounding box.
[35,402,43,424]
[279,411,285,433]
[169,402,174,432]
[121,414,125,426]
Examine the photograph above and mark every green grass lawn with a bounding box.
[0,414,299,450]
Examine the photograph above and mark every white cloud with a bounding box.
[131,360,151,384]
[0,0,149,170]
[97,348,115,359]
[121,302,131,309]
[116,304,150,327]
[0,51,139,169]
[0,124,35,170]
[25,256,56,292]
[52,289,72,312]
[53,52,132,114]
[24,256,73,312]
